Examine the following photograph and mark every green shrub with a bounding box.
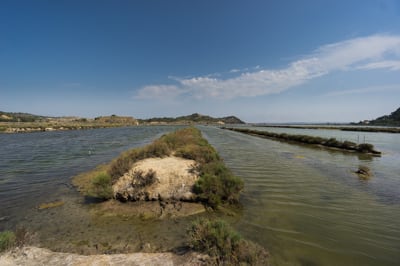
[143,139,171,158]
[90,173,113,199]
[0,231,15,252]
[108,155,134,182]
[194,162,244,208]
[357,143,375,153]
[175,144,219,164]
[188,219,268,265]
[341,140,357,149]
[325,138,340,147]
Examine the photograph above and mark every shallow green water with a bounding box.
[201,126,400,265]
[1,126,399,265]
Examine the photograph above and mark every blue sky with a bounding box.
[1,0,400,123]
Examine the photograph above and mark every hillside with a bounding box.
[368,107,400,126]
[0,112,139,133]
[94,115,138,125]
[0,111,47,122]
[138,113,245,124]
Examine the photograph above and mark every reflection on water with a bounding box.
[0,126,399,265]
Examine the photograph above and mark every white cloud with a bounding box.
[356,60,400,71]
[135,34,400,100]
[135,84,184,100]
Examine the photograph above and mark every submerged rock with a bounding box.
[355,165,372,179]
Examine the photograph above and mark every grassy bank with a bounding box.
[224,127,381,155]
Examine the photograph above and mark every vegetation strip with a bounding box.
[223,127,381,155]
[253,124,400,134]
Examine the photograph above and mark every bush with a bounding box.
[0,231,15,252]
[108,155,134,182]
[357,143,375,153]
[194,161,244,208]
[325,138,340,148]
[188,219,268,265]
[90,173,113,199]
[175,144,219,164]
[143,140,171,158]
[131,169,157,188]
[342,140,357,149]
[114,169,158,201]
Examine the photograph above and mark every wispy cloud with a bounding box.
[355,60,400,71]
[136,34,400,100]
[135,84,185,100]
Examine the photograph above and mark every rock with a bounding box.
[355,165,372,179]
[113,156,199,202]
[0,246,209,266]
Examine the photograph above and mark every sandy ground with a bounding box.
[113,156,199,201]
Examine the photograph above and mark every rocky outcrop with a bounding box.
[0,246,209,266]
[113,156,199,202]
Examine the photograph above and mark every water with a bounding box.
[1,126,399,265]
[201,126,400,265]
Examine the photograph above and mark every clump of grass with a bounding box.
[188,218,269,265]
[0,231,15,252]
[90,173,113,199]
[0,227,32,252]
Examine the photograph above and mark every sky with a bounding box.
[1,0,400,123]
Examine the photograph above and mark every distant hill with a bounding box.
[0,111,47,122]
[138,113,245,125]
[94,115,138,125]
[1,111,243,126]
[368,107,400,126]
